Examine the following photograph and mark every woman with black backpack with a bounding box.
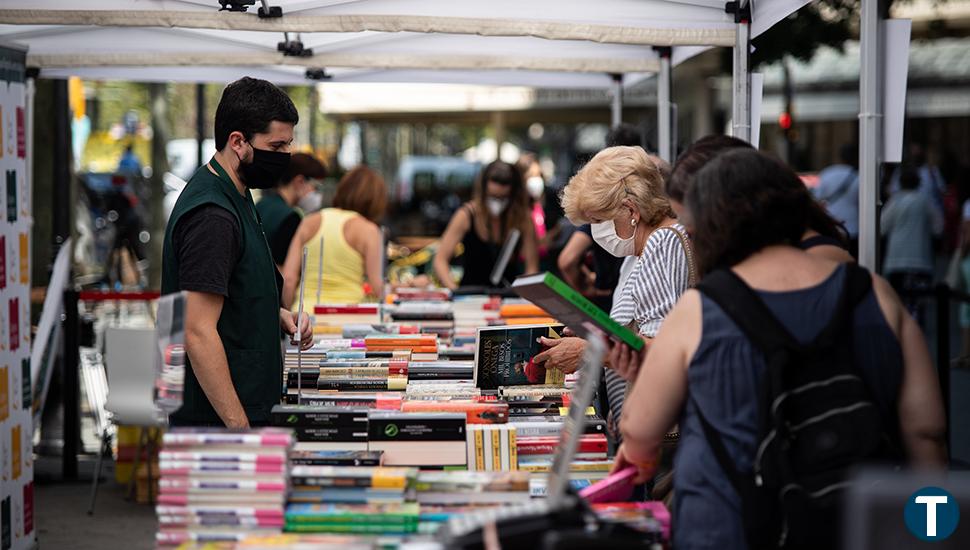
[613,149,946,549]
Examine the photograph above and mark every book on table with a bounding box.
[512,271,644,351]
[473,324,566,390]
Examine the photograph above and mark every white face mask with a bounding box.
[486,197,509,217]
[298,190,324,213]
[591,218,637,257]
[526,176,545,199]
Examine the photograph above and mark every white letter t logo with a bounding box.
[916,496,949,537]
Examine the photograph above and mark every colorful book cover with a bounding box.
[0,367,7,422]
[21,483,31,536]
[15,108,23,159]
[0,235,6,291]
[8,299,17,352]
[474,324,565,390]
[5,171,15,224]
[10,425,19,480]
[17,234,26,285]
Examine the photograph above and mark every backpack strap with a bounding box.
[695,269,800,355]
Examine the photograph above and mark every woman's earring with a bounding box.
[630,219,637,227]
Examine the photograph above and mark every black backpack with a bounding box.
[694,264,901,549]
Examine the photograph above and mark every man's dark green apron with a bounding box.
[162,157,282,425]
[255,192,296,257]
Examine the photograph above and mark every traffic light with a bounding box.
[778,112,792,131]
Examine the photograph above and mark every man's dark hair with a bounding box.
[899,164,921,191]
[666,134,752,202]
[687,149,811,274]
[214,77,299,150]
[839,143,857,167]
[281,152,327,184]
[606,123,642,148]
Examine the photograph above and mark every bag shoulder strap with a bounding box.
[657,225,697,287]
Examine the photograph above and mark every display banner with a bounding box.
[0,43,33,550]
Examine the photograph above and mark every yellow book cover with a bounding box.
[18,234,27,285]
[491,428,501,471]
[474,428,485,471]
[508,426,518,471]
[0,366,8,422]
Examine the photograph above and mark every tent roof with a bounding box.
[0,0,809,87]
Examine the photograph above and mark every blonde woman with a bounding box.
[535,147,693,403]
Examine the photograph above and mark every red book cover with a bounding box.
[8,298,17,352]
[315,305,379,315]
[401,400,509,424]
[15,108,25,159]
[517,434,607,455]
[22,482,32,536]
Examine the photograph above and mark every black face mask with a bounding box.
[238,143,291,189]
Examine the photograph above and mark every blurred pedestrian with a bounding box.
[814,143,859,257]
[256,152,327,267]
[882,165,944,320]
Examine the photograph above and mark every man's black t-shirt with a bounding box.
[172,205,242,297]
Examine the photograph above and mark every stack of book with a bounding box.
[271,405,369,451]
[312,304,381,336]
[367,411,467,467]
[388,302,455,339]
[286,465,421,535]
[465,424,518,471]
[413,471,531,505]
[497,301,556,326]
[155,428,293,546]
[364,335,439,361]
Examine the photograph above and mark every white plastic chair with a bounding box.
[88,326,165,514]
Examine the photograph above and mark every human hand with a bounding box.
[281,309,314,350]
[532,336,586,374]
[608,337,650,382]
[612,443,657,484]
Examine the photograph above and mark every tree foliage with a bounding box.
[751,0,860,68]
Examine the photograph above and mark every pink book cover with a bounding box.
[22,482,32,536]
[15,108,24,159]
[160,462,286,475]
[159,452,286,464]
[9,298,17,351]
[159,480,287,494]
[163,430,293,447]
[578,465,637,504]
[155,505,284,519]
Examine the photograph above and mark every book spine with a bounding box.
[316,366,408,378]
[316,378,407,391]
[466,426,476,472]
[490,428,501,471]
[500,425,510,471]
[474,429,484,471]
[509,426,518,470]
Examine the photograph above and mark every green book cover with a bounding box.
[512,272,644,351]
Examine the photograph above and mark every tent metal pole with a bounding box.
[858,0,884,271]
[610,74,623,129]
[195,83,205,170]
[731,11,751,142]
[656,48,672,162]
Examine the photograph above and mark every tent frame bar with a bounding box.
[730,3,751,142]
[610,74,623,128]
[27,52,661,74]
[858,0,884,271]
[656,46,673,162]
[0,9,737,47]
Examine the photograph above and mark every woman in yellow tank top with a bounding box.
[281,166,387,308]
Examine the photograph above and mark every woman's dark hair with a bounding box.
[667,135,753,203]
[472,161,528,243]
[687,149,811,273]
[214,77,299,150]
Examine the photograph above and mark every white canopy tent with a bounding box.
[0,0,811,160]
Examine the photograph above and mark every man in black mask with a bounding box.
[161,77,313,428]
